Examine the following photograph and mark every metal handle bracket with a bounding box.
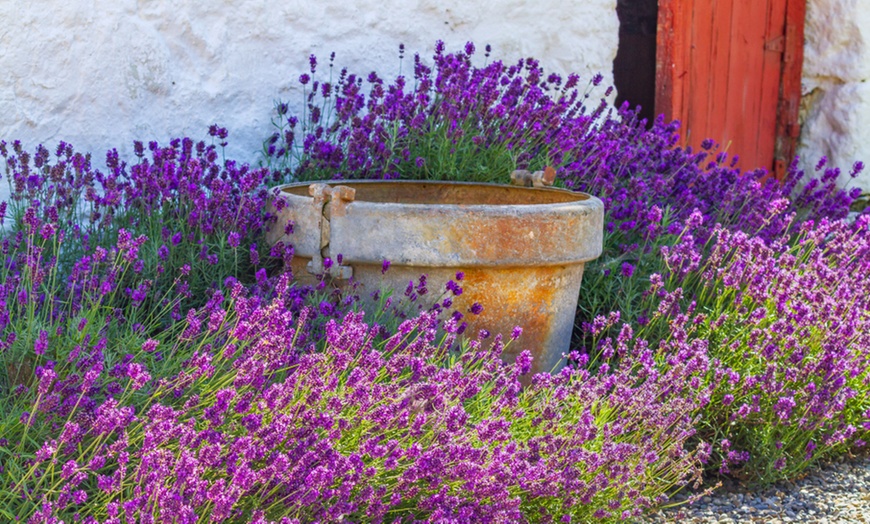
[307,183,355,279]
[510,166,557,188]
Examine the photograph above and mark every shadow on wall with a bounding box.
[613,0,657,127]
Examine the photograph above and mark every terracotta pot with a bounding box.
[267,180,603,375]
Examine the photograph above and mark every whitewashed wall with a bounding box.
[0,0,618,181]
[7,1,863,193]
[799,0,870,189]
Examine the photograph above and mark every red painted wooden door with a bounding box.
[655,0,805,177]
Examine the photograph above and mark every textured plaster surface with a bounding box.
[0,0,618,200]
[799,0,870,189]
[3,0,869,199]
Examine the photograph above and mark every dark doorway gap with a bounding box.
[613,0,658,127]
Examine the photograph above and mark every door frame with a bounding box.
[653,0,806,178]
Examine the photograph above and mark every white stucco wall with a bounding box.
[0,0,618,190]
[799,0,870,189]
[4,0,870,198]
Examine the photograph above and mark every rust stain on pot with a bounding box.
[457,266,572,376]
[267,180,603,375]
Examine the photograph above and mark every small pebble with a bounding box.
[637,455,870,523]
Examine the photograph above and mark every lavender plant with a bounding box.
[0,134,277,520]
[263,42,607,183]
[2,130,274,316]
[262,42,864,348]
[5,276,712,522]
[261,41,870,490]
[0,135,713,522]
[1,40,868,523]
[621,212,870,484]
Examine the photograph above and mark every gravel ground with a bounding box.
[637,455,870,523]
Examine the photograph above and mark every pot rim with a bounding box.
[267,179,604,267]
[272,180,602,212]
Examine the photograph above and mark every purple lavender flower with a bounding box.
[34,330,49,356]
[227,231,241,248]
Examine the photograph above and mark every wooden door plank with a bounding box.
[722,0,767,168]
[655,0,684,124]
[758,0,788,174]
[721,0,745,163]
[686,0,715,149]
[744,0,771,167]
[742,0,760,165]
[676,0,693,130]
[775,0,806,179]
[707,0,734,152]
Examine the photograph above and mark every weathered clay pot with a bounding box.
[267,180,603,375]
